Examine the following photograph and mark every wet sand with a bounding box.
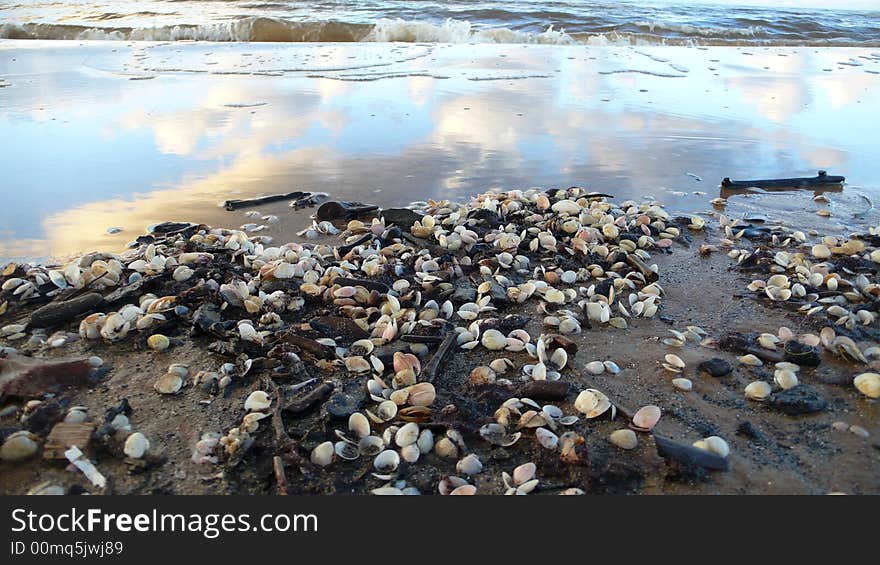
[2,41,880,261]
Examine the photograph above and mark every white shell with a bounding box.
[123,432,150,459]
[311,441,334,466]
[395,422,420,447]
[373,449,400,472]
[244,390,271,411]
[609,429,638,450]
[456,453,483,475]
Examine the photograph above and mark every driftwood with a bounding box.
[223,191,311,211]
[283,382,335,415]
[423,331,456,383]
[517,380,570,401]
[263,377,310,472]
[721,170,844,189]
[279,331,336,360]
[316,201,380,221]
[337,234,374,256]
[272,456,289,495]
[28,292,105,329]
[625,254,659,283]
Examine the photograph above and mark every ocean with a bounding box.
[1,0,879,46]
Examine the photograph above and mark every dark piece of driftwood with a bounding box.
[337,234,374,256]
[28,292,105,329]
[625,254,659,283]
[223,191,310,211]
[400,334,445,344]
[316,201,380,220]
[332,277,390,294]
[423,331,457,383]
[283,382,335,414]
[264,377,310,472]
[517,380,570,401]
[654,434,729,471]
[279,332,336,360]
[721,170,844,189]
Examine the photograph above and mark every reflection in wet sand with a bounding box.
[1,41,879,261]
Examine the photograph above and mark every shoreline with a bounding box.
[1,188,878,495]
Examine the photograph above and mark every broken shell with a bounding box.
[154,371,183,394]
[123,432,150,459]
[853,373,880,399]
[244,390,271,412]
[311,441,334,466]
[357,436,385,457]
[744,380,772,401]
[631,405,661,432]
[574,389,612,418]
[609,429,638,450]
[469,366,497,385]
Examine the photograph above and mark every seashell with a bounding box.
[536,427,559,450]
[357,436,384,457]
[373,450,400,473]
[663,353,685,372]
[434,437,459,459]
[698,436,730,458]
[172,265,194,282]
[469,366,496,385]
[774,369,798,390]
[744,380,772,401]
[350,339,374,356]
[550,348,568,370]
[738,354,763,366]
[123,432,149,459]
[395,422,420,447]
[513,462,537,486]
[585,360,605,375]
[377,400,398,421]
[631,405,661,432]
[147,334,170,351]
[0,431,40,462]
[481,329,507,351]
[348,413,370,439]
[609,429,638,450]
[344,356,371,374]
[603,361,621,374]
[811,244,831,259]
[311,441,334,466]
[853,373,880,398]
[574,389,611,418]
[154,372,183,394]
[450,485,477,495]
[672,377,692,391]
[406,382,436,406]
[334,441,360,461]
[400,444,421,463]
[417,429,434,454]
[456,453,483,475]
[489,358,513,374]
[244,390,271,411]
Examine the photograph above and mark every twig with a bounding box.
[272,456,289,495]
[423,330,456,383]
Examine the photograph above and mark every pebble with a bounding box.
[768,385,827,415]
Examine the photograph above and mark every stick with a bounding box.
[283,382,335,415]
[423,330,456,383]
[654,434,729,471]
[626,254,659,283]
[224,191,310,211]
[272,456,289,495]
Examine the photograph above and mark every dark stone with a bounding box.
[735,420,764,441]
[768,385,827,415]
[698,358,733,378]
[381,208,423,229]
[451,286,477,304]
[783,340,821,367]
[324,393,360,419]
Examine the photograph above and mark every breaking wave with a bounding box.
[1,16,878,46]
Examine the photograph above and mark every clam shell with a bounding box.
[373,449,400,472]
[348,412,370,439]
[334,441,360,461]
[357,436,385,456]
[0,431,39,462]
[744,380,772,401]
[310,441,334,466]
[395,422,420,447]
[631,405,661,432]
[609,429,638,450]
[244,390,271,411]
[154,372,183,394]
[573,389,611,418]
[456,453,483,475]
[535,427,559,450]
[853,373,880,398]
[123,432,149,459]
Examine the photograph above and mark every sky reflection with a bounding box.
[1,41,879,260]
